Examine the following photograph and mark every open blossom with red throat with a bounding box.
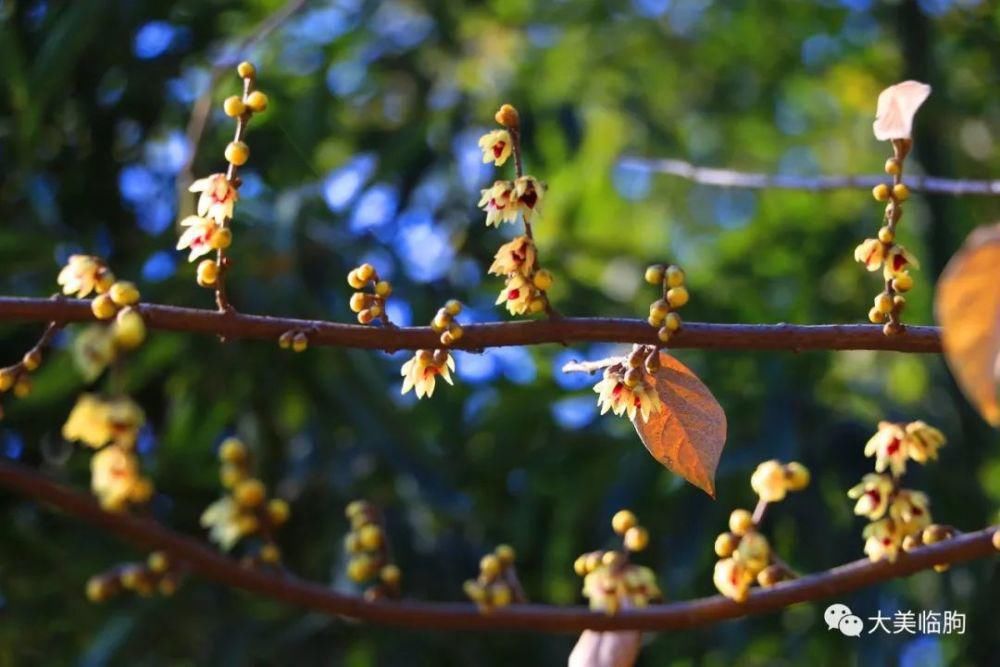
[863,518,902,562]
[488,235,536,276]
[889,489,931,534]
[593,370,661,423]
[177,215,221,262]
[478,181,518,227]
[495,273,538,316]
[848,473,894,520]
[478,129,512,167]
[864,421,910,477]
[904,421,945,463]
[189,174,238,225]
[400,350,455,399]
[713,557,754,602]
[57,255,113,298]
[883,245,919,280]
[91,444,149,511]
[512,176,543,222]
[854,238,885,271]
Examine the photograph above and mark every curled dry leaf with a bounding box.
[568,630,642,667]
[873,80,931,141]
[935,222,1000,426]
[632,352,727,496]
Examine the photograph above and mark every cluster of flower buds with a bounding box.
[713,460,809,602]
[200,437,289,566]
[400,301,461,399]
[178,62,267,301]
[61,393,152,511]
[278,329,309,353]
[643,263,688,344]
[344,500,401,601]
[856,81,930,335]
[479,104,551,317]
[348,263,393,325]
[57,256,146,350]
[574,510,662,615]
[463,544,523,612]
[850,420,945,563]
[86,551,181,602]
[592,344,663,423]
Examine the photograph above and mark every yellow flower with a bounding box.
[750,460,787,503]
[593,371,662,423]
[733,531,771,575]
[848,473,894,520]
[57,255,112,298]
[176,215,221,262]
[873,80,931,142]
[62,394,144,449]
[853,239,885,271]
[883,245,919,280]
[494,273,537,315]
[862,518,902,562]
[71,325,116,382]
[713,557,754,602]
[889,489,931,536]
[478,129,513,166]
[478,181,518,227]
[488,235,536,276]
[864,421,909,477]
[189,174,238,225]
[200,496,244,550]
[581,563,660,615]
[91,444,141,511]
[512,176,543,222]
[400,350,455,399]
[904,421,945,463]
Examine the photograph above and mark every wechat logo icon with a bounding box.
[825,603,864,637]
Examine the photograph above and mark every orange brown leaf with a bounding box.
[632,352,727,496]
[935,222,1000,426]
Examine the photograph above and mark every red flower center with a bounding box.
[886,437,902,456]
[492,141,506,158]
[507,288,520,300]
[519,190,538,209]
[891,253,907,272]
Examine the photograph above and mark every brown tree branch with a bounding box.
[621,157,1000,196]
[0,460,994,632]
[0,297,942,353]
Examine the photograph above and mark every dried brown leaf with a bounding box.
[632,352,727,496]
[935,223,1000,426]
[568,630,642,667]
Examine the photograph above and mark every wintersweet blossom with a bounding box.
[848,473,894,520]
[478,129,513,166]
[864,421,910,477]
[581,563,660,614]
[854,239,885,272]
[862,518,902,562]
[904,421,946,463]
[889,489,931,535]
[713,557,754,602]
[176,215,221,262]
[400,350,455,399]
[593,372,662,423]
[883,245,919,280]
[873,80,931,142]
[495,273,536,316]
[57,255,112,298]
[91,444,142,511]
[200,496,244,550]
[488,235,536,276]
[512,176,543,222]
[62,394,145,449]
[750,460,787,503]
[189,174,238,224]
[478,181,518,227]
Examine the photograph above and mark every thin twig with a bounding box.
[620,157,1000,196]
[0,297,943,353]
[0,460,994,633]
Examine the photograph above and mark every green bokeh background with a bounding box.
[1,0,999,665]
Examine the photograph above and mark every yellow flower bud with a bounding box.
[463,580,487,603]
[644,264,665,285]
[225,141,250,166]
[666,286,689,308]
[260,543,281,564]
[219,437,248,463]
[356,263,375,282]
[665,265,685,288]
[267,498,290,525]
[223,96,245,117]
[147,551,170,574]
[349,292,367,313]
[220,464,244,489]
[13,375,31,398]
[893,183,910,201]
[245,91,268,113]
[447,323,463,341]
[95,269,115,294]
[892,273,913,292]
[0,368,16,392]
[479,554,502,579]
[347,269,366,289]
[22,350,41,371]
[345,500,371,518]
[623,368,642,388]
[368,303,383,318]
[236,61,256,78]
[992,529,1000,551]
[611,509,637,535]
[347,555,376,583]
[643,351,660,374]
[757,564,785,587]
[358,524,384,550]
[878,226,894,244]
[112,307,146,350]
[210,227,233,250]
[86,577,110,603]
[573,555,589,577]
[664,312,682,332]
[874,292,893,314]
[380,564,401,586]
[291,332,308,353]
[657,327,672,343]
[601,550,623,567]
[236,513,259,536]
[495,544,516,565]
[489,582,512,607]
[649,299,669,318]
[439,331,454,346]
[532,269,553,291]
[528,298,546,314]
[91,294,117,320]
[784,462,810,490]
[714,532,739,558]
[884,158,901,176]
[234,478,266,508]
[729,509,754,536]
[872,183,891,202]
[868,307,886,324]
[647,314,664,328]
[109,281,140,307]
[375,281,392,297]
[624,526,649,552]
[494,103,520,128]
[197,259,218,287]
[357,309,374,325]
[444,299,462,316]
[584,551,603,573]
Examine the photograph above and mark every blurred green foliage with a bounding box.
[1,0,999,665]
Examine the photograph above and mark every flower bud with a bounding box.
[278,330,294,349]
[657,327,672,343]
[357,309,374,325]
[113,307,146,350]
[612,509,637,535]
[219,437,247,463]
[347,269,366,289]
[644,264,665,285]
[649,299,669,318]
[292,332,308,353]
[22,350,41,371]
[665,265,685,288]
[267,498,290,525]
[884,158,901,176]
[480,554,502,579]
[495,544,516,565]
[260,543,281,564]
[91,294,117,320]
[148,551,170,574]
[380,564,401,586]
[624,526,649,552]
[236,61,256,78]
[356,263,375,282]
[234,478,266,508]
[210,227,233,250]
[868,307,886,324]
[245,91,268,113]
[225,141,250,166]
[666,286,689,308]
[223,96,245,117]
[532,269,553,291]
[878,226,894,244]
[872,183,891,202]
[375,281,392,297]
[893,183,910,201]
[197,259,218,287]
[624,368,643,388]
[349,292,367,313]
[874,292,893,314]
[0,369,16,392]
[892,273,913,292]
[664,312,682,332]
[714,532,739,558]
[494,103,520,128]
[644,351,660,375]
[729,509,754,536]
[358,524,384,550]
[109,281,140,307]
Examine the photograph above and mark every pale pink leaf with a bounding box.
[873,80,931,141]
